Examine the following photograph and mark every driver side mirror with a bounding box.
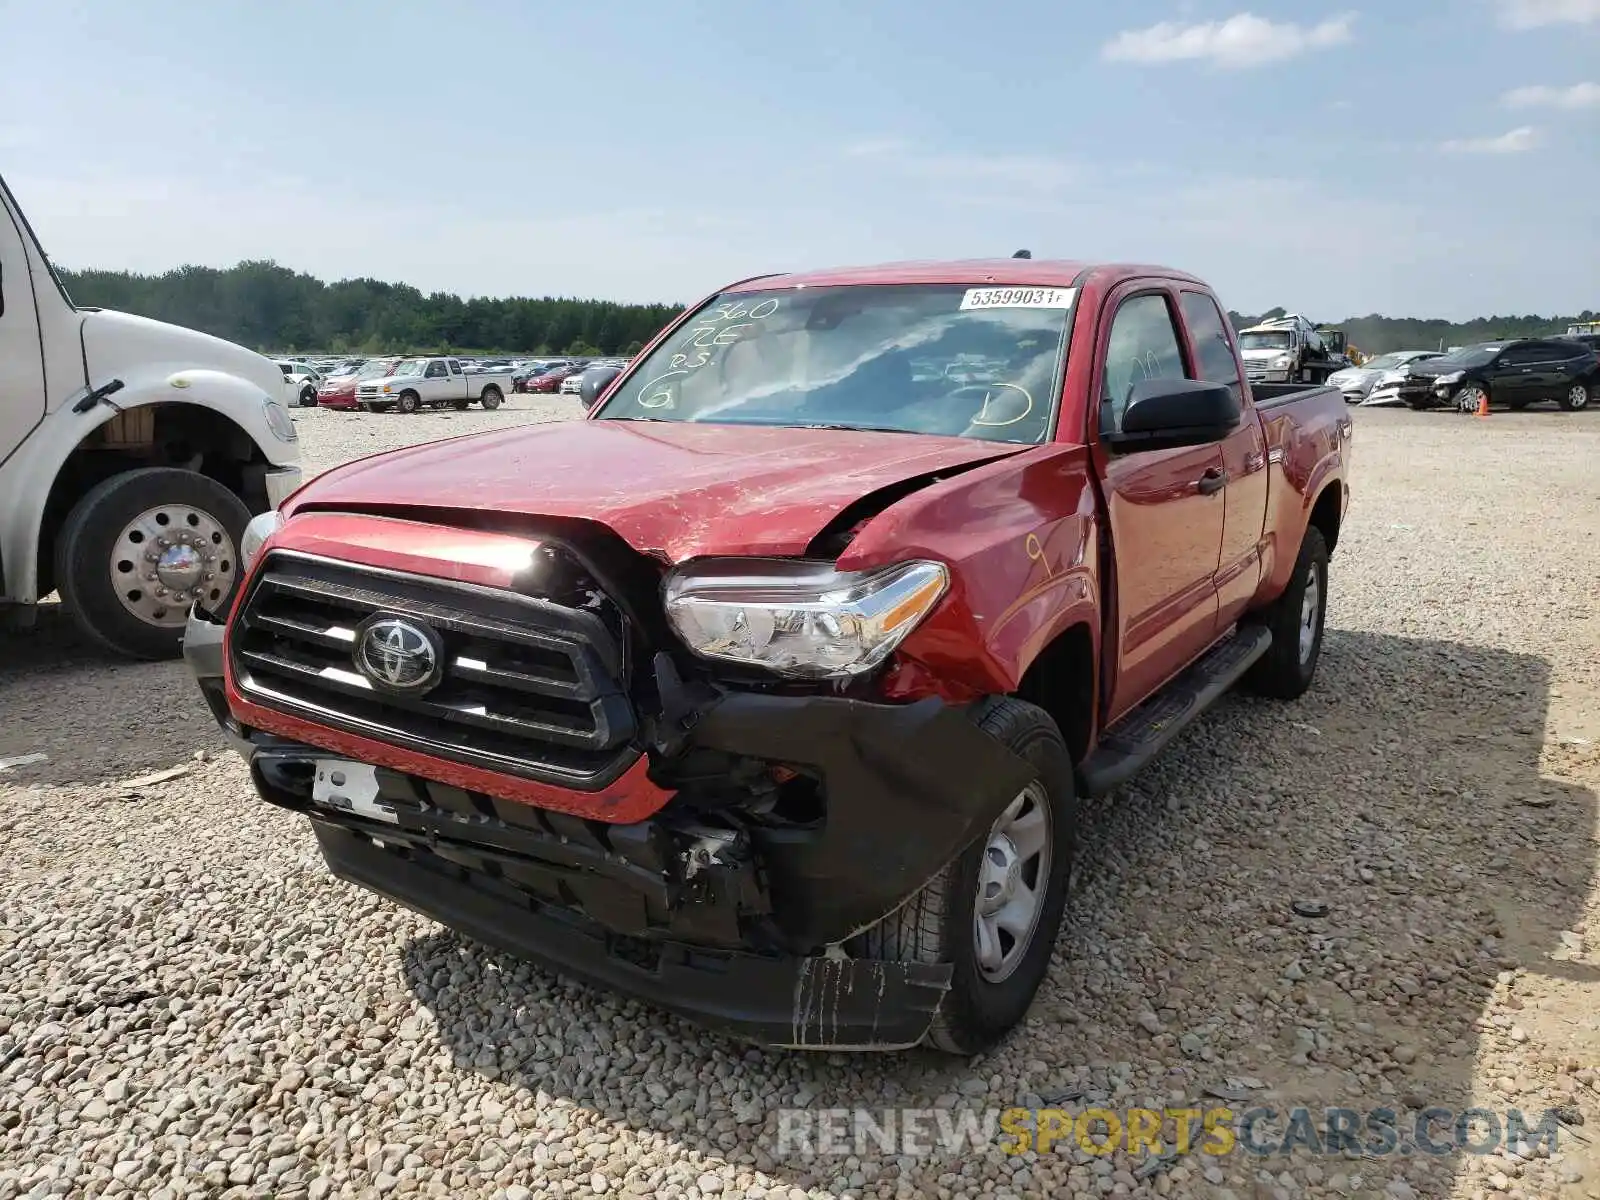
[1105,377,1240,453]
[579,365,622,409]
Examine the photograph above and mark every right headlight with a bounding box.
[663,558,949,679]
[239,510,285,572]
[1433,371,1464,386]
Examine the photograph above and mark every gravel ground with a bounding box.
[2,403,1597,1200]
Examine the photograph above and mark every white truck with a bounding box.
[0,174,303,659]
[1236,314,1340,386]
[354,356,512,413]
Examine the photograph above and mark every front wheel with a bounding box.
[1453,384,1488,414]
[1243,524,1328,699]
[396,390,421,414]
[1562,383,1591,412]
[480,386,503,411]
[54,468,252,659]
[853,697,1076,1055]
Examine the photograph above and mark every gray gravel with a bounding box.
[2,405,1598,1200]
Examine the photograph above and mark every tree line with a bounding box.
[52,260,1593,359]
[54,261,684,358]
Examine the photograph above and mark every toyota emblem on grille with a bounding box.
[354,615,443,694]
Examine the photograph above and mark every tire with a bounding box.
[1242,524,1329,700]
[1452,384,1488,414]
[299,385,317,407]
[853,697,1077,1055]
[396,390,421,414]
[1561,383,1591,412]
[54,468,252,660]
[450,398,471,411]
[480,386,503,411]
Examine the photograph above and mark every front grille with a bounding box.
[230,549,639,789]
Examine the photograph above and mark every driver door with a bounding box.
[1092,285,1227,723]
[421,359,450,403]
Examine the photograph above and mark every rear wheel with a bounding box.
[55,468,251,659]
[1562,383,1591,412]
[480,386,504,411]
[854,697,1076,1055]
[396,390,421,414]
[1243,525,1328,699]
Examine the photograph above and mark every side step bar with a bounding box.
[1079,625,1272,797]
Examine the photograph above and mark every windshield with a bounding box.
[354,360,394,379]
[1431,345,1502,369]
[391,358,427,376]
[596,283,1074,443]
[1239,330,1293,351]
[1361,353,1415,371]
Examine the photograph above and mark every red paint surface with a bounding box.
[283,420,1025,563]
[238,258,1350,811]
[227,682,674,821]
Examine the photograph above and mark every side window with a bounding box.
[1101,293,1188,435]
[1179,291,1241,401]
[448,359,462,375]
[1498,345,1543,366]
[425,360,447,378]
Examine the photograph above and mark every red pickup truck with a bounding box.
[185,259,1351,1054]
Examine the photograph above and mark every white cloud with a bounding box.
[1440,126,1540,153]
[1496,0,1600,28]
[1502,81,1600,108]
[1101,11,1355,67]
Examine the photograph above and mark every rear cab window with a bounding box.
[1178,290,1242,403]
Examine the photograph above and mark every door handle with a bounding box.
[1196,467,1228,495]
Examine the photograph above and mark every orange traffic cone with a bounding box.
[1476,392,1490,418]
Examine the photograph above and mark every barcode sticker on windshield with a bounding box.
[960,287,1077,311]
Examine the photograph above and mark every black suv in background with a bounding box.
[1399,338,1597,413]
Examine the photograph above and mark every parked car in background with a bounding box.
[524,363,585,394]
[1328,351,1444,403]
[318,359,400,410]
[559,371,587,395]
[1392,340,1596,412]
[355,356,513,413]
[276,360,324,407]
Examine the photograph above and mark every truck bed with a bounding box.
[1249,381,1343,409]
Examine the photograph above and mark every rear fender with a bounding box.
[836,444,1102,700]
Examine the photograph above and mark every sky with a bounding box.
[1,0,1597,321]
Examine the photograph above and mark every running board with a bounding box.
[1079,625,1272,797]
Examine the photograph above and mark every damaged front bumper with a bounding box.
[184,606,1036,1048]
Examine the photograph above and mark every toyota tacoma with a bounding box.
[185,259,1352,1053]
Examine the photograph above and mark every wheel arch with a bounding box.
[1013,621,1097,768]
[3,400,276,604]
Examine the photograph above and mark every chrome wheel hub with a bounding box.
[110,504,237,628]
[1299,561,1320,664]
[1570,385,1589,410]
[973,782,1052,984]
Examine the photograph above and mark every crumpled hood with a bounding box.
[284,419,1027,562]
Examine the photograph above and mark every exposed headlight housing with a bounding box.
[261,398,298,442]
[1433,371,1464,386]
[663,559,949,679]
[240,510,285,571]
